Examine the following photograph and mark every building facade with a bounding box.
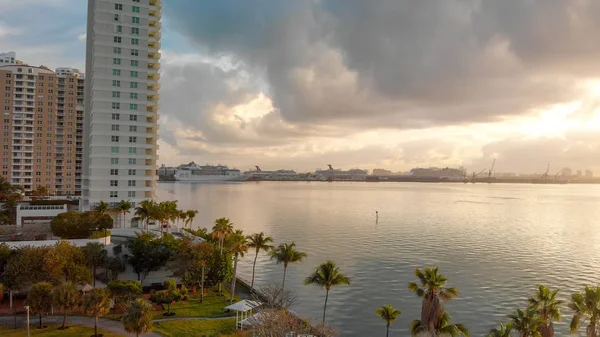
[0,64,84,196]
[82,0,161,218]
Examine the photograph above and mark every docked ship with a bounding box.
[315,165,368,181]
[368,167,467,182]
[173,162,245,182]
[243,166,300,180]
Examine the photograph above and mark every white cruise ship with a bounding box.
[174,162,245,182]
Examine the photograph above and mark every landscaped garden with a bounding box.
[0,324,123,337]
[153,319,238,337]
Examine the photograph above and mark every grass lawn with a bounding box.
[0,324,124,337]
[153,319,237,337]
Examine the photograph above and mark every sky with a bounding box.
[2,0,600,174]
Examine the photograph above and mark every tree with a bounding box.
[304,260,351,325]
[50,211,113,239]
[106,256,126,282]
[83,242,107,287]
[149,279,188,316]
[51,282,81,330]
[229,230,249,303]
[94,201,110,216]
[83,288,111,337]
[206,247,233,297]
[488,322,514,337]
[528,285,562,337]
[167,238,212,303]
[509,307,543,337]
[270,242,306,292]
[183,209,199,228]
[116,200,133,228]
[153,201,179,234]
[212,217,234,253]
[249,308,337,337]
[126,232,173,281]
[247,232,273,292]
[0,178,23,226]
[45,241,90,284]
[569,286,600,337]
[27,282,53,329]
[3,246,51,291]
[376,305,401,337]
[108,280,142,312]
[408,266,458,335]
[30,185,50,200]
[410,310,469,337]
[134,199,156,231]
[122,298,154,337]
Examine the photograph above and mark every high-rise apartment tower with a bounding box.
[82,0,161,222]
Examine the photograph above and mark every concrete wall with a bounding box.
[4,236,110,249]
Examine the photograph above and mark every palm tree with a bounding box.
[408,266,459,334]
[247,232,273,292]
[212,217,234,253]
[83,242,107,287]
[569,286,600,337]
[410,310,469,337]
[95,201,110,216]
[509,307,543,337]
[51,282,81,330]
[376,305,401,337]
[271,242,307,292]
[122,298,154,337]
[528,285,562,337]
[83,288,111,337]
[229,230,249,303]
[488,322,513,337]
[184,209,199,228]
[27,282,53,329]
[304,260,351,325]
[116,200,133,228]
[134,200,156,231]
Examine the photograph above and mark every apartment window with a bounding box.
[110,191,118,198]
[111,102,120,109]
[128,180,136,186]
[113,58,121,65]
[111,158,119,165]
[113,69,121,76]
[113,47,122,54]
[130,71,138,78]
[131,27,139,35]
[116,25,123,33]
[111,146,119,153]
[132,17,140,24]
[129,104,137,110]
[132,6,140,13]
[130,82,138,89]
[133,0,140,2]
[128,191,136,198]
[129,114,137,121]
[111,135,119,142]
[113,36,122,43]
[115,4,123,10]
[112,91,120,98]
[110,180,118,187]
[131,38,139,45]
[130,60,138,67]
[113,14,120,22]
[128,169,136,176]
[111,113,120,120]
[128,136,137,143]
[110,169,119,176]
[112,80,121,87]
[128,158,137,165]
[130,93,138,100]
[129,126,137,133]
[128,147,136,154]
[131,49,138,56]
[111,125,120,131]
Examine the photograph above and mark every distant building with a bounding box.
[577,170,583,177]
[372,169,393,176]
[585,170,593,178]
[0,51,24,65]
[408,167,465,181]
[561,167,572,177]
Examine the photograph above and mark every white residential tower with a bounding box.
[82,0,161,223]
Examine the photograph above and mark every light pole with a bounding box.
[25,305,30,337]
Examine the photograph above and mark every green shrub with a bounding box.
[89,230,111,239]
[51,212,114,239]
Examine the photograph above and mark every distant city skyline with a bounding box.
[2,1,600,173]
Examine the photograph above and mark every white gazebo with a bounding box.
[225,299,262,329]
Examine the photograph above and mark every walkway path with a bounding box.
[0,315,161,336]
[152,316,234,323]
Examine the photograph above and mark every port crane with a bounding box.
[471,159,496,183]
[255,166,262,172]
[488,159,496,183]
[541,163,550,182]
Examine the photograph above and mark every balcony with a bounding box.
[147,94,159,102]
[147,73,160,81]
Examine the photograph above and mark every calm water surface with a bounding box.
[156,182,600,336]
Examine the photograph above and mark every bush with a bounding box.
[51,212,114,239]
[88,230,111,239]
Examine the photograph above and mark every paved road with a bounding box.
[0,315,161,336]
